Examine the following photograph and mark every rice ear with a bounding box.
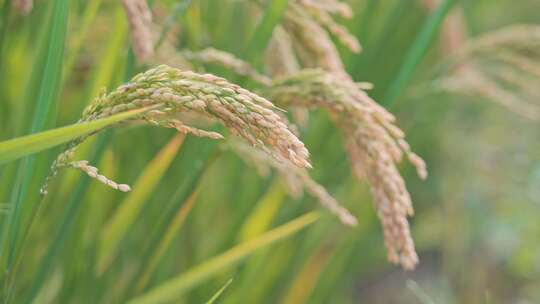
[43,65,311,195]
[268,69,426,270]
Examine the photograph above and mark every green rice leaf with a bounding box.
[246,0,289,63]
[97,134,185,274]
[128,211,319,304]
[0,108,149,165]
[382,0,455,107]
[205,278,233,304]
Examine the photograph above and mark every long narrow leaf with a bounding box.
[238,180,287,241]
[205,278,233,304]
[282,246,333,304]
[246,0,289,63]
[97,134,185,274]
[382,0,455,106]
[24,133,112,304]
[1,0,71,278]
[136,187,199,291]
[0,108,149,165]
[128,211,319,304]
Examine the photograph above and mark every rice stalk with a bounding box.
[300,0,361,53]
[181,48,272,86]
[122,0,154,63]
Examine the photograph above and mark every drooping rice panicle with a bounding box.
[266,0,428,269]
[282,3,348,75]
[302,2,361,53]
[41,65,310,195]
[268,69,427,269]
[122,0,154,63]
[68,161,131,192]
[173,35,356,225]
[296,0,360,52]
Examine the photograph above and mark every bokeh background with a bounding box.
[1,0,540,303]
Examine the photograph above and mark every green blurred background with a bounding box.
[1,0,540,303]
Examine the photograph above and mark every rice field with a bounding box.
[1,0,540,303]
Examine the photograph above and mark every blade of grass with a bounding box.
[221,243,293,304]
[22,132,112,304]
[128,211,320,304]
[116,137,220,302]
[245,0,289,64]
[135,187,199,291]
[63,0,104,79]
[352,0,407,75]
[205,278,233,304]
[0,107,150,165]
[382,0,455,107]
[406,280,435,304]
[23,44,140,304]
[238,179,287,241]
[216,179,288,304]
[97,134,185,274]
[83,6,127,104]
[282,246,333,304]
[1,0,70,280]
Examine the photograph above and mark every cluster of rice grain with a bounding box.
[268,70,427,269]
[116,1,357,226]
[122,0,154,63]
[41,65,310,195]
[300,0,360,53]
[173,47,358,225]
[260,0,428,269]
[281,0,359,76]
[111,0,426,269]
[173,46,360,225]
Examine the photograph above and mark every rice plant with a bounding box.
[1,0,539,303]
